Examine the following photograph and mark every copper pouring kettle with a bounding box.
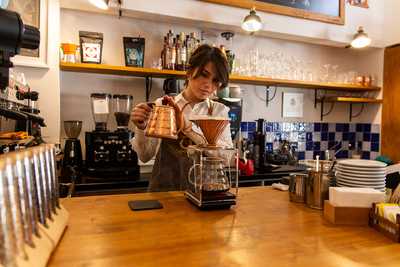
[145,96,186,140]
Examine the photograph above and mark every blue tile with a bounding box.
[274,132,281,141]
[299,122,306,132]
[313,142,321,151]
[328,132,335,141]
[371,142,380,152]
[298,151,305,160]
[306,132,313,141]
[265,122,273,132]
[240,122,248,132]
[342,132,349,141]
[371,133,379,143]
[314,123,321,132]
[357,141,362,150]
[363,124,371,133]
[321,132,328,141]
[363,133,371,141]
[298,132,306,142]
[336,123,344,132]
[362,151,370,160]
[336,150,349,159]
[343,124,349,132]
[349,132,356,141]
[248,122,256,132]
[356,123,363,132]
[273,122,281,132]
[321,123,329,132]
[306,142,313,151]
[265,142,273,152]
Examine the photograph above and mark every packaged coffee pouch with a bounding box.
[79,31,103,64]
[123,37,145,67]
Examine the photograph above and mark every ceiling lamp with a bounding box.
[241,7,262,33]
[89,0,109,10]
[350,26,371,48]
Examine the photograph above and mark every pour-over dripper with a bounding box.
[64,120,82,139]
[113,94,133,130]
[191,117,229,146]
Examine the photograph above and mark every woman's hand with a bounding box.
[130,103,152,130]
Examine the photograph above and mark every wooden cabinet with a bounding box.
[382,44,400,161]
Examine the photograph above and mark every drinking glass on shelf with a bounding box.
[331,65,339,83]
[321,64,331,82]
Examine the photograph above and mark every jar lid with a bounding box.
[91,93,112,98]
[113,94,133,100]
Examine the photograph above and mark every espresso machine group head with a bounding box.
[0,8,40,90]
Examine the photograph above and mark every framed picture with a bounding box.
[123,37,145,68]
[7,0,49,68]
[202,0,345,25]
[282,92,304,118]
[347,0,368,8]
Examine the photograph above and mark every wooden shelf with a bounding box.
[318,97,383,103]
[60,62,381,92]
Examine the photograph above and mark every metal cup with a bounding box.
[289,173,307,203]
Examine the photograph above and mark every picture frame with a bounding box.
[347,0,369,9]
[282,92,304,118]
[202,0,345,25]
[123,37,145,68]
[7,0,49,68]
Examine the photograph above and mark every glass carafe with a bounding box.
[90,93,111,131]
[113,94,133,130]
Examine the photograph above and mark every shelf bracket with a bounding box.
[265,85,277,107]
[314,89,318,108]
[349,103,365,122]
[319,97,335,121]
[145,76,153,102]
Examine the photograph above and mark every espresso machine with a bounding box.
[185,118,239,209]
[85,93,140,178]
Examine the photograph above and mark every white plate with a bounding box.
[336,170,386,179]
[337,159,387,168]
[336,179,385,187]
[336,176,385,184]
[336,181,385,189]
[335,165,386,175]
[336,183,385,192]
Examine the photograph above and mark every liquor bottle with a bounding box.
[171,38,176,70]
[181,40,187,71]
[253,119,265,171]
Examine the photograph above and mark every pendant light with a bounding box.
[350,26,371,49]
[89,0,109,10]
[241,7,262,33]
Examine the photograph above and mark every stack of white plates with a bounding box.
[336,159,387,191]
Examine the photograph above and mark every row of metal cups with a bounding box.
[0,144,59,266]
[289,160,334,210]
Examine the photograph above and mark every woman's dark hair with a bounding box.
[187,44,229,89]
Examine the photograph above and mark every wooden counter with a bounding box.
[49,187,400,267]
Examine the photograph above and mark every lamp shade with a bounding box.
[89,0,109,10]
[351,27,371,48]
[242,8,262,32]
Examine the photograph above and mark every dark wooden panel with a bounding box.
[382,45,400,162]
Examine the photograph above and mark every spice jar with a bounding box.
[60,43,78,63]
[356,75,364,85]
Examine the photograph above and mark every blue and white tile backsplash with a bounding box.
[240,122,380,160]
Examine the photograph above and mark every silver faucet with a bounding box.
[325,143,352,161]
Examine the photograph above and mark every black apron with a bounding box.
[149,137,193,192]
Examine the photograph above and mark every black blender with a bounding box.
[61,120,83,184]
[85,93,139,178]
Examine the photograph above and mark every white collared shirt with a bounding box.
[131,92,233,163]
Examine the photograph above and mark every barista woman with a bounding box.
[131,44,233,192]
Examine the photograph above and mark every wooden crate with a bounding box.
[369,203,400,242]
[323,200,371,225]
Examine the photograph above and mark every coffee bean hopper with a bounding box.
[185,118,239,209]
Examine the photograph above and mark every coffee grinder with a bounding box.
[61,120,83,183]
[85,93,140,178]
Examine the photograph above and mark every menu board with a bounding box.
[257,0,340,17]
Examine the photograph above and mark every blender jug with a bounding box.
[90,93,111,131]
[113,94,133,130]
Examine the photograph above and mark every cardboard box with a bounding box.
[323,200,371,225]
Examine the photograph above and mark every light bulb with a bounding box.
[350,27,371,49]
[242,8,262,32]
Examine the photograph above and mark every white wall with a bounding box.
[14,0,61,144]
[60,9,383,147]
